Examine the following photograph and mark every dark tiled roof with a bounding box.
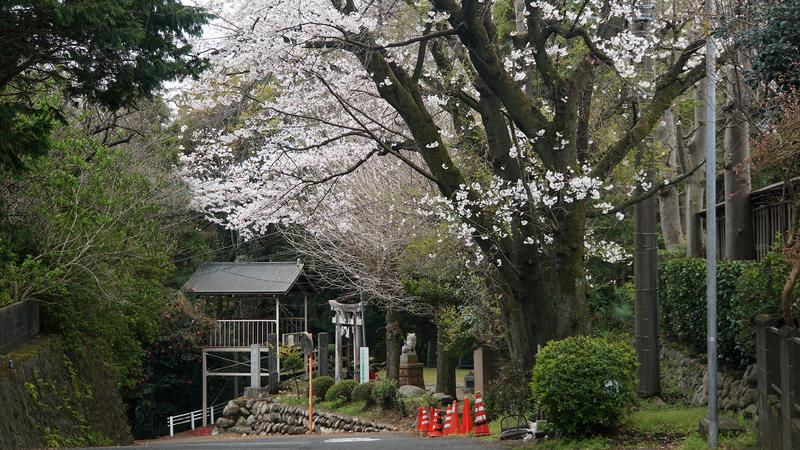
[183,262,315,296]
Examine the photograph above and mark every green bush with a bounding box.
[351,381,375,405]
[531,336,637,438]
[659,255,789,369]
[313,376,335,401]
[729,252,787,364]
[483,359,532,421]
[325,379,359,402]
[659,258,708,347]
[371,378,398,410]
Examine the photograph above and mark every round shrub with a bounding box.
[371,378,398,409]
[313,376,335,401]
[325,379,359,402]
[530,336,637,438]
[351,381,375,405]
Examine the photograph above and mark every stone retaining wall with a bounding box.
[0,336,131,449]
[215,398,402,436]
[661,344,758,418]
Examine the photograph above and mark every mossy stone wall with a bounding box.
[0,335,132,449]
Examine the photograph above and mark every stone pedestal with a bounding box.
[399,354,425,389]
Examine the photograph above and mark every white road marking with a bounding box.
[324,437,382,443]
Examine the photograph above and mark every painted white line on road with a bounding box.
[324,437,382,443]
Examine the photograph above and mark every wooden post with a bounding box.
[335,314,343,382]
[319,332,329,377]
[353,313,361,378]
[268,333,279,394]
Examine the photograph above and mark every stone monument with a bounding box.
[398,333,425,389]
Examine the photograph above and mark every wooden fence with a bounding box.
[755,315,800,450]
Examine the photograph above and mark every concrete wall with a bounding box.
[0,300,39,355]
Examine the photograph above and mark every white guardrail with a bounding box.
[167,402,226,437]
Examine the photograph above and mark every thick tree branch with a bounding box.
[591,43,722,181]
[587,158,706,218]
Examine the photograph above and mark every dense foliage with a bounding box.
[0,114,178,381]
[371,378,399,410]
[659,255,788,368]
[732,0,800,91]
[0,0,211,172]
[123,293,215,439]
[530,336,637,438]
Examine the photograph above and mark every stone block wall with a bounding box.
[661,344,758,417]
[214,398,402,436]
[0,300,39,355]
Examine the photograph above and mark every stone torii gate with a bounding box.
[328,300,364,382]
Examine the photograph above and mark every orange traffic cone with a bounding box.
[428,408,444,437]
[452,400,461,434]
[461,397,473,435]
[417,407,429,432]
[473,392,490,436]
[443,403,453,435]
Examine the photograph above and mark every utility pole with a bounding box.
[633,1,660,398]
[705,0,719,444]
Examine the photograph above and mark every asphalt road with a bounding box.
[77,432,506,450]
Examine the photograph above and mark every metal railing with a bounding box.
[210,319,277,348]
[167,402,226,437]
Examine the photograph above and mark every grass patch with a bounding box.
[623,400,707,434]
[516,398,758,450]
[422,367,472,387]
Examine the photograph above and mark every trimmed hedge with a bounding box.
[351,381,374,405]
[313,376,335,401]
[325,379,359,402]
[659,254,787,369]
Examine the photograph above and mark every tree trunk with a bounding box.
[655,108,685,251]
[436,326,457,397]
[552,199,591,340]
[385,307,402,382]
[723,63,756,260]
[685,83,707,258]
[495,252,554,371]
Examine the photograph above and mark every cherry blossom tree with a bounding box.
[180,0,713,368]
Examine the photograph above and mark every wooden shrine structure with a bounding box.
[183,261,316,426]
